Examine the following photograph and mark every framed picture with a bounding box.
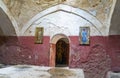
[35,27,44,44]
[79,27,90,45]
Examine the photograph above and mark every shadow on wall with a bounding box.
[0,8,18,46]
[0,7,18,46]
[0,28,6,46]
[0,8,17,36]
[0,7,20,64]
[109,0,120,35]
[0,8,49,65]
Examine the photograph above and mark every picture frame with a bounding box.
[79,27,90,45]
[35,27,44,44]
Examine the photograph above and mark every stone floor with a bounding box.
[0,65,84,78]
[106,71,120,78]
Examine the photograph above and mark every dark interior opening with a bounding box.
[55,38,69,67]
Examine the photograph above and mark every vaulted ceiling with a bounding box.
[0,0,119,36]
[2,0,113,28]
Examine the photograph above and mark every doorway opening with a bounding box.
[49,34,70,67]
[55,38,69,67]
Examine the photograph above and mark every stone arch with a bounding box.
[50,34,70,44]
[49,34,70,67]
[0,8,17,36]
[0,0,19,36]
[109,0,120,35]
[21,4,103,36]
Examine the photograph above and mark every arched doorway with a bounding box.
[49,34,70,67]
[55,38,69,67]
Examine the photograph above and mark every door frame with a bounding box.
[49,34,70,67]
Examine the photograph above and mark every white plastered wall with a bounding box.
[20,4,115,37]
